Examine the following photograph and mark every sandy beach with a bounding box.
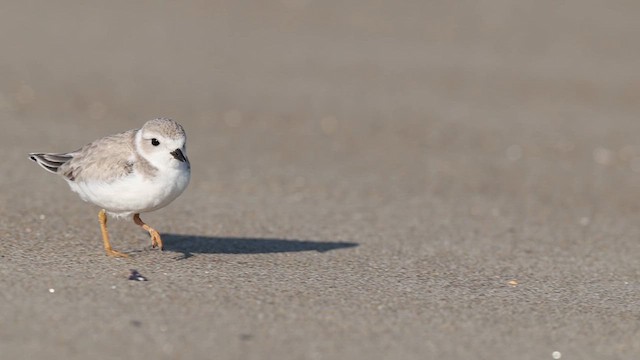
[1,1,639,359]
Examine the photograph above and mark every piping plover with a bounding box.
[29,118,191,257]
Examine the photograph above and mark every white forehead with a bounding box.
[141,118,186,140]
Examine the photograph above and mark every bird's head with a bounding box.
[136,118,189,169]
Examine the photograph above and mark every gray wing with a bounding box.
[30,129,137,183]
[29,153,73,174]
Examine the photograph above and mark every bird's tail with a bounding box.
[29,153,73,174]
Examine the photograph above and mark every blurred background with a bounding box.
[2,1,640,214]
[4,0,640,285]
[2,1,640,358]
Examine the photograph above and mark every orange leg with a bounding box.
[133,213,163,250]
[99,209,128,257]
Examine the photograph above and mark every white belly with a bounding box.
[67,167,190,216]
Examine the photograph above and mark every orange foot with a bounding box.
[99,209,129,258]
[133,213,164,251]
[150,229,163,250]
[105,248,129,258]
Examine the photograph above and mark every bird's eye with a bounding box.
[151,138,160,146]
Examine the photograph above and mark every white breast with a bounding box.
[67,165,191,217]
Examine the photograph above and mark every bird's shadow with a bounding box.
[161,233,358,259]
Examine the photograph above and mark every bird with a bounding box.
[29,118,191,257]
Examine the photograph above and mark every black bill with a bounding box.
[170,148,187,162]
